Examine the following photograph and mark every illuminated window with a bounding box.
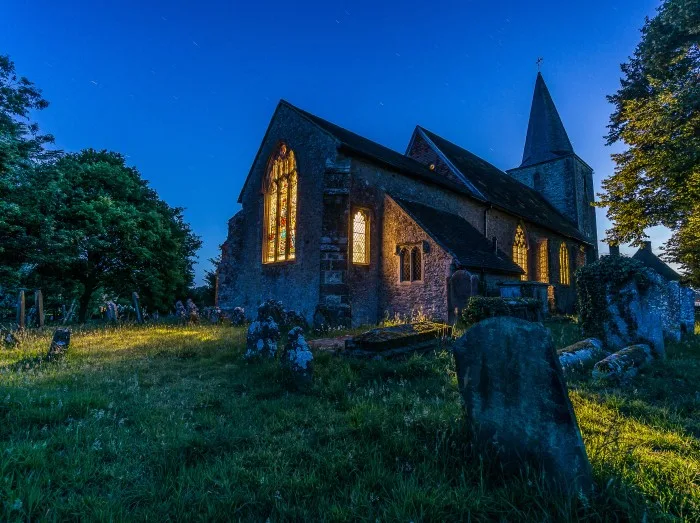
[352,210,369,264]
[513,225,528,281]
[559,243,570,285]
[538,240,549,283]
[400,248,410,282]
[263,144,297,263]
[411,247,422,281]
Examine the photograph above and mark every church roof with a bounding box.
[282,101,470,195]
[417,127,588,243]
[520,73,574,167]
[632,242,681,281]
[277,100,588,245]
[391,197,524,275]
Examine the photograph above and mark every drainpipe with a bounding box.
[483,205,493,237]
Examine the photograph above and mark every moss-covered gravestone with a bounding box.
[453,317,592,492]
[577,256,666,357]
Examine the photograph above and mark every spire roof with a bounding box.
[520,73,574,168]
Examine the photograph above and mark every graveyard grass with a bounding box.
[0,322,698,521]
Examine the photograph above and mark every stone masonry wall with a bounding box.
[381,197,453,322]
[217,104,339,324]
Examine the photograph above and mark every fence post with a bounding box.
[132,292,143,324]
[35,290,44,327]
[17,290,25,330]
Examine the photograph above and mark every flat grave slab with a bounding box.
[343,322,452,359]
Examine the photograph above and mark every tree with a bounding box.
[599,0,700,285]
[33,149,202,321]
[188,257,219,307]
[0,55,58,286]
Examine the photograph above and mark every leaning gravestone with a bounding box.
[558,338,606,374]
[680,287,695,334]
[47,328,71,361]
[453,317,592,492]
[592,344,653,381]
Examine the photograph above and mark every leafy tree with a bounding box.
[0,55,58,286]
[188,257,219,307]
[599,0,700,285]
[34,149,202,321]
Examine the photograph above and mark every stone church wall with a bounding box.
[217,104,339,324]
[380,197,453,322]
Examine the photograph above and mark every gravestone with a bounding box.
[592,344,653,381]
[34,290,44,327]
[47,328,71,361]
[453,317,592,492]
[16,291,25,330]
[230,307,246,326]
[558,338,606,374]
[281,326,313,387]
[175,300,187,323]
[245,302,281,359]
[680,287,696,334]
[344,322,451,359]
[132,292,143,323]
[106,301,119,322]
[186,299,200,324]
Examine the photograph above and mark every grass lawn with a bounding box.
[0,321,698,521]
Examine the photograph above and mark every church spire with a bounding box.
[520,73,573,167]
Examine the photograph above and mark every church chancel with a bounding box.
[217,73,598,328]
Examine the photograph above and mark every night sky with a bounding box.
[2,0,667,283]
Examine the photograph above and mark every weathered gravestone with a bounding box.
[132,292,143,323]
[245,302,281,359]
[578,256,666,358]
[680,287,696,334]
[344,322,451,359]
[453,317,592,492]
[558,338,606,374]
[34,290,44,328]
[16,290,25,330]
[106,301,119,322]
[186,299,200,324]
[281,326,314,388]
[592,344,653,381]
[47,328,71,361]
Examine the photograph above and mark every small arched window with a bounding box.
[559,242,570,286]
[400,248,410,282]
[352,210,369,265]
[411,247,422,281]
[538,240,549,283]
[263,144,297,263]
[513,225,528,281]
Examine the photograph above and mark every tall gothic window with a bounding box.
[352,210,369,265]
[538,240,549,283]
[559,242,570,285]
[263,144,297,263]
[513,225,528,281]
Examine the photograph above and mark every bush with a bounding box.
[461,296,541,324]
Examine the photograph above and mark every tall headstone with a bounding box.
[453,317,592,492]
[132,292,143,323]
[34,290,44,327]
[16,291,25,330]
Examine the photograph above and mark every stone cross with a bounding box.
[536,57,543,71]
[16,290,25,330]
[34,290,44,328]
[132,292,143,323]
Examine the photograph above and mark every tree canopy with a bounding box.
[599,0,700,285]
[0,55,202,321]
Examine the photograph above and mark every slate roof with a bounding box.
[283,101,470,196]
[276,100,589,244]
[632,244,681,281]
[418,127,589,243]
[391,197,523,275]
[520,73,574,167]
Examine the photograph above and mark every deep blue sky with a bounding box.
[2,0,666,283]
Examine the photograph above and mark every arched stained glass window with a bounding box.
[411,247,422,281]
[538,240,549,283]
[264,144,297,263]
[352,210,369,264]
[400,248,410,282]
[513,225,528,281]
[559,242,570,285]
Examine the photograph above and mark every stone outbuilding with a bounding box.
[218,74,598,327]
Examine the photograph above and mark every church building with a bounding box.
[217,73,598,327]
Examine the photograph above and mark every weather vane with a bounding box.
[536,57,543,72]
